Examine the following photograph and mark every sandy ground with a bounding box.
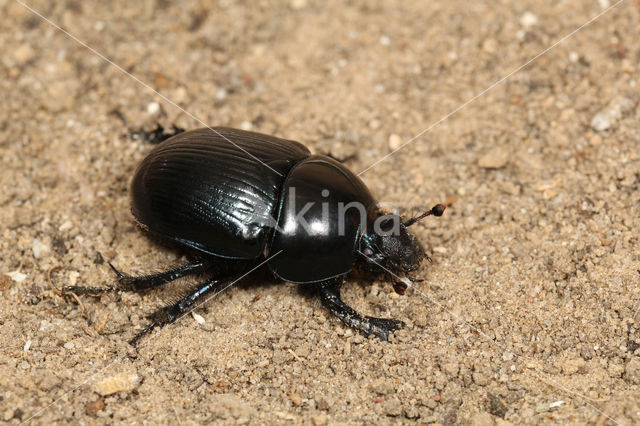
[2,0,640,424]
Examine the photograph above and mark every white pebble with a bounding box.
[93,373,140,396]
[549,400,565,408]
[191,311,206,324]
[388,134,402,150]
[568,52,579,63]
[23,340,32,352]
[32,239,50,259]
[590,93,638,131]
[147,102,161,115]
[216,87,228,100]
[8,271,26,283]
[240,121,252,131]
[520,11,538,28]
[68,271,80,286]
[59,220,73,232]
[379,35,390,46]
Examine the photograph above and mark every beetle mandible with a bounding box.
[66,127,446,344]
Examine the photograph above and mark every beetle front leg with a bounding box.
[317,279,404,341]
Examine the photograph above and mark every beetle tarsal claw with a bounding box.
[391,277,411,295]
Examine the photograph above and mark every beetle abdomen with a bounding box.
[131,128,310,259]
[269,155,376,283]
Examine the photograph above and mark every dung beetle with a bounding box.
[66,127,446,344]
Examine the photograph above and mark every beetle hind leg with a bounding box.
[129,268,249,345]
[317,279,405,341]
[62,260,211,295]
[106,260,211,292]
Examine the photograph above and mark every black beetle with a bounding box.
[66,127,445,343]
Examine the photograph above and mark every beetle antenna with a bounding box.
[403,203,447,227]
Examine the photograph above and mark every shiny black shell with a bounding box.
[131,127,376,283]
[269,155,375,283]
[131,128,310,259]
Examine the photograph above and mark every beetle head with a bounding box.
[358,204,447,294]
[358,215,425,275]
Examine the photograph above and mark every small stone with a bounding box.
[191,311,206,324]
[520,11,538,28]
[172,86,188,103]
[590,93,639,131]
[85,398,105,415]
[388,134,402,150]
[562,357,585,375]
[0,274,12,291]
[290,0,307,10]
[240,121,252,131]
[442,361,459,376]
[20,361,30,370]
[488,394,508,418]
[216,87,228,100]
[68,271,80,286]
[93,373,140,396]
[535,402,550,413]
[8,271,27,283]
[478,147,509,169]
[625,357,640,384]
[379,35,391,46]
[383,396,402,416]
[469,412,495,426]
[147,102,161,115]
[289,393,302,406]
[482,38,497,53]
[32,239,50,259]
[312,413,328,426]
[12,43,36,65]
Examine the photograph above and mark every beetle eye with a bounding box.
[380,219,394,231]
[363,248,374,256]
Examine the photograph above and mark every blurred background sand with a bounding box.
[1,0,639,424]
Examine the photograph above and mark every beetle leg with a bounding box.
[129,270,245,345]
[62,260,211,294]
[106,260,211,292]
[317,280,405,341]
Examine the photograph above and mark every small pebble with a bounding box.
[520,11,538,28]
[93,373,140,396]
[290,0,307,10]
[85,398,105,416]
[32,239,50,259]
[240,121,252,131]
[312,413,328,426]
[8,271,27,283]
[216,87,228,100]
[478,147,509,169]
[12,43,36,65]
[289,393,302,406]
[383,396,402,416]
[191,312,206,324]
[147,102,161,115]
[388,134,402,150]
[590,93,639,131]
